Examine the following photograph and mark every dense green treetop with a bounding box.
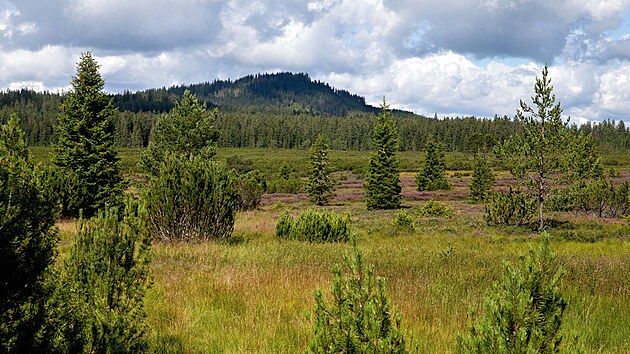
[52,51,123,217]
[140,90,219,176]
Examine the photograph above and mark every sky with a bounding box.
[1,0,630,124]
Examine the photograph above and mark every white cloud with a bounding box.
[1,0,630,124]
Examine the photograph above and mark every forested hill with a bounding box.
[2,73,630,153]
[112,72,415,117]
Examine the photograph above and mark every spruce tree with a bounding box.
[0,114,58,352]
[306,135,335,205]
[140,90,219,177]
[416,138,451,191]
[365,98,402,210]
[497,65,600,229]
[52,52,123,217]
[469,154,495,202]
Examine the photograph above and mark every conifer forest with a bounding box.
[1,53,628,353]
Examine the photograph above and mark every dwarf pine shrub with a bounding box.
[419,200,453,218]
[393,211,415,232]
[235,169,267,211]
[0,114,58,352]
[275,208,350,243]
[46,200,152,353]
[143,155,236,242]
[485,188,536,226]
[457,237,567,353]
[307,244,407,353]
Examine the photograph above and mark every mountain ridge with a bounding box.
[112,72,418,117]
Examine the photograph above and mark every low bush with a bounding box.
[143,155,236,242]
[275,208,350,243]
[45,200,152,353]
[307,244,407,353]
[458,237,567,353]
[393,211,415,232]
[485,188,535,226]
[419,200,453,218]
[235,170,266,211]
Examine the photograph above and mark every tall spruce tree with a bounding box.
[0,114,58,352]
[140,90,219,176]
[52,52,123,217]
[306,135,335,206]
[416,138,451,191]
[365,98,402,210]
[497,65,600,229]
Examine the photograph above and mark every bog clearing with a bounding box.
[46,147,629,353]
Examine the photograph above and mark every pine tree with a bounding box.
[47,200,152,353]
[365,98,402,210]
[0,114,58,352]
[469,154,495,202]
[307,243,407,353]
[416,138,451,191]
[140,90,219,176]
[52,52,123,217]
[458,237,567,353]
[497,65,600,229]
[306,135,335,205]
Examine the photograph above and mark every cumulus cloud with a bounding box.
[1,0,630,123]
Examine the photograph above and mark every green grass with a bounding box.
[45,146,629,353]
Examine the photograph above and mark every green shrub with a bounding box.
[457,237,567,353]
[143,155,236,242]
[419,200,453,218]
[275,208,350,243]
[307,244,407,353]
[485,188,536,226]
[266,174,303,194]
[39,164,87,218]
[469,154,494,203]
[235,170,266,211]
[0,114,58,352]
[393,211,415,232]
[416,139,451,191]
[550,178,629,218]
[46,200,152,353]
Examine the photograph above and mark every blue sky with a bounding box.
[1,0,630,124]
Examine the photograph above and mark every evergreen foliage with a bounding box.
[416,138,451,191]
[418,200,453,218]
[469,154,495,203]
[550,177,630,218]
[307,243,407,353]
[497,65,600,229]
[45,200,152,353]
[140,90,219,176]
[458,237,567,353]
[0,114,58,352]
[306,135,335,205]
[392,211,415,232]
[235,170,267,211]
[275,208,351,243]
[485,188,536,226]
[365,98,402,210]
[52,52,124,218]
[143,155,236,242]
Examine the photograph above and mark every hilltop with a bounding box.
[112,72,416,117]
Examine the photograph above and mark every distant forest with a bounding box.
[2,72,630,153]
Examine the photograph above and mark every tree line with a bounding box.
[3,75,630,153]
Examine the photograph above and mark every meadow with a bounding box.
[47,147,629,353]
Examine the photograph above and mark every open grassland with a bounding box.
[50,147,629,353]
